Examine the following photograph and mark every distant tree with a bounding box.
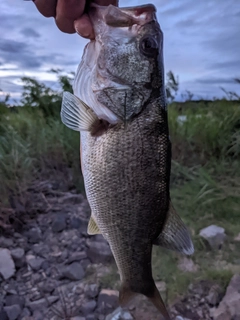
[181,90,194,101]
[50,69,74,93]
[21,70,74,118]
[166,71,179,102]
[0,89,10,116]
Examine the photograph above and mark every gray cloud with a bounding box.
[0,38,79,69]
[210,60,240,71]
[195,77,237,85]
[0,39,25,54]
[21,27,41,38]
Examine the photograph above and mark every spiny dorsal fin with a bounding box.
[154,202,194,255]
[61,91,98,132]
[87,216,101,235]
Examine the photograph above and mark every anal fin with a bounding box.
[154,202,194,255]
[87,215,101,235]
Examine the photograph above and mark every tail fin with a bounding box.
[119,281,136,307]
[147,285,171,320]
[119,281,171,320]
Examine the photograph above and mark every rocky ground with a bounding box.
[0,179,239,320]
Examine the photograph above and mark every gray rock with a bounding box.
[27,296,59,312]
[3,304,21,320]
[61,262,85,281]
[0,248,16,280]
[67,251,87,264]
[27,228,42,244]
[0,309,8,320]
[5,294,25,309]
[0,237,14,248]
[206,285,222,306]
[70,317,85,320]
[26,256,45,271]
[41,260,49,271]
[98,289,118,314]
[86,315,96,320]
[39,279,58,294]
[10,248,26,268]
[32,243,49,258]
[210,274,240,320]
[52,213,67,233]
[87,240,113,263]
[199,225,226,249]
[177,257,198,273]
[81,258,91,271]
[32,310,44,320]
[19,307,31,318]
[234,233,240,241]
[81,300,97,316]
[121,310,133,320]
[105,307,133,320]
[69,217,87,231]
[85,284,100,299]
[5,284,18,296]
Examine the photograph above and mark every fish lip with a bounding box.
[90,3,156,13]
[89,3,157,27]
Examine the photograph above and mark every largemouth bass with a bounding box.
[61,4,194,320]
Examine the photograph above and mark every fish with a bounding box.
[61,3,194,320]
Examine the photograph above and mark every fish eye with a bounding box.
[139,36,159,58]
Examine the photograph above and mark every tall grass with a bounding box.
[0,106,81,206]
[168,100,240,164]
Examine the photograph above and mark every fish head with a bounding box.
[73,4,165,123]
[91,4,165,122]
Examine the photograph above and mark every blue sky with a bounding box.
[0,0,240,102]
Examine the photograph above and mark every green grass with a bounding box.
[151,158,240,301]
[0,106,82,207]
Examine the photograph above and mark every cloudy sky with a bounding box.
[0,0,240,102]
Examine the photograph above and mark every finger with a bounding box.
[55,0,86,33]
[74,14,95,39]
[33,0,57,17]
[57,0,85,20]
[94,0,119,6]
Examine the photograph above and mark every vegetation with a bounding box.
[0,72,240,302]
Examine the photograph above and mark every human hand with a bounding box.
[33,0,118,39]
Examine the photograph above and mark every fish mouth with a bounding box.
[89,3,157,28]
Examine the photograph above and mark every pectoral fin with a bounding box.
[87,216,101,235]
[154,202,194,255]
[61,91,98,132]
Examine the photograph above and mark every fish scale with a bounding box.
[82,100,169,278]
